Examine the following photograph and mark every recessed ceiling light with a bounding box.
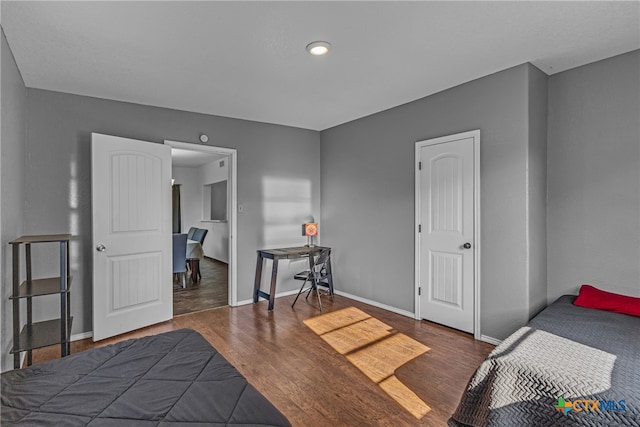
[306,41,331,56]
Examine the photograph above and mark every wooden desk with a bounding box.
[254,246,332,311]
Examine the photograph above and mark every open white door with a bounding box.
[416,130,479,334]
[92,133,172,341]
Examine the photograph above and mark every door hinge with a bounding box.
[418,161,422,170]
[418,287,422,296]
[418,224,421,233]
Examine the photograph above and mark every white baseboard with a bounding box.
[71,331,93,341]
[334,292,502,346]
[236,289,416,321]
[235,289,301,307]
[334,290,416,319]
[479,334,502,345]
[235,298,252,306]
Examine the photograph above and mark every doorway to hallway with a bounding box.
[165,139,238,316]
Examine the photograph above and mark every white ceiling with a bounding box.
[171,147,226,168]
[2,1,639,131]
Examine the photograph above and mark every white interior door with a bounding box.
[92,133,172,341]
[416,131,478,333]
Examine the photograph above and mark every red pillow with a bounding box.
[573,284,640,317]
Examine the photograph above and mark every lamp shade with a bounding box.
[303,223,318,237]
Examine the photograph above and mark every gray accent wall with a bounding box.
[547,50,640,300]
[22,89,321,337]
[1,29,27,372]
[527,64,549,319]
[321,64,548,341]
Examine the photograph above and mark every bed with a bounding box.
[1,328,291,426]
[449,295,640,426]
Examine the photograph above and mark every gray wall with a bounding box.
[527,64,549,319]
[547,50,640,300]
[1,29,27,372]
[23,89,321,336]
[321,64,546,340]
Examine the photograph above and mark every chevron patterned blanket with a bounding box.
[450,295,639,426]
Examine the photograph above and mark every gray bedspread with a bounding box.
[450,295,640,426]
[1,329,291,426]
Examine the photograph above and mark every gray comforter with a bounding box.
[1,329,291,426]
[450,295,640,426]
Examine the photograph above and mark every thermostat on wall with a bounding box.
[199,134,209,143]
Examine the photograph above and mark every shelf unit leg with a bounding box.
[66,240,71,355]
[60,241,68,357]
[12,244,20,369]
[25,244,33,366]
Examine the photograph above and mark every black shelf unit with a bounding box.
[9,234,72,369]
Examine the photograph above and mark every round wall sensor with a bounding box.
[199,134,209,143]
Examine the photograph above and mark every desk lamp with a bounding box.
[302,222,318,247]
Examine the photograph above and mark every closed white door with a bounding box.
[92,133,172,341]
[416,131,478,333]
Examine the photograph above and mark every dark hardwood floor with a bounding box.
[173,256,228,315]
[31,294,494,426]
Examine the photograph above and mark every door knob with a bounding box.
[96,244,106,252]
[463,242,472,249]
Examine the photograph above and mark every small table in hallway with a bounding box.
[253,245,332,311]
[186,239,204,282]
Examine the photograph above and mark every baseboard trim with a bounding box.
[235,298,252,306]
[334,290,416,319]
[203,255,229,264]
[237,289,416,319]
[235,289,301,307]
[72,331,93,341]
[479,335,502,345]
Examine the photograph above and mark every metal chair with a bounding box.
[291,249,333,311]
[172,233,188,288]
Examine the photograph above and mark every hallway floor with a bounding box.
[173,257,228,315]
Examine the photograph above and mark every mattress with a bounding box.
[450,295,640,426]
[1,328,291,426]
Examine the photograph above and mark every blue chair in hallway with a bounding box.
[192,228,208,245]
[187,227,198,240]
[173,233,188,288]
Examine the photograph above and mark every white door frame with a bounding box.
[164,140,238,307]
[414,130,481,339]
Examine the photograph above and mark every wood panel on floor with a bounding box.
[29,294,494,427]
